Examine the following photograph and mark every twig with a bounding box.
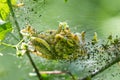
[29,70,67,76]
[26,50,43,80]
[7,0,22,39]
[39,70,67,74]
[7,0,43,80]
[29,70,76,80]
[66,71,76,80]
[1,42,16,48]
[80,55,120,80]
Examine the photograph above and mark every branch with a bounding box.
[80,54,120,80]
[7,0,22,39]
[0,42,16,48]
[7,0,43,80]
[29,70,76,80]
[26,50,43,80]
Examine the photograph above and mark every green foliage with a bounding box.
[1,0,120,80]
[0,0,16,41]
[0,20,12,41]
[0,0,16,20]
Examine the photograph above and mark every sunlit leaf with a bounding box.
[0,20,12,41]
[0,0,16,20]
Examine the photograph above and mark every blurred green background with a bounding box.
[1,0,120,80]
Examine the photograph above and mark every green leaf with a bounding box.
[0,0,16,20]
[0,20,12,41]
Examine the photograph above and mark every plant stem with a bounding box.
[80,55,120,80]
[29,70,76,80]
[91,57,120,77]
[26,50,43,80]
[1,42,16,48]
[7,0,43,80]
[7,0,22,39]
[66,71,76,80]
